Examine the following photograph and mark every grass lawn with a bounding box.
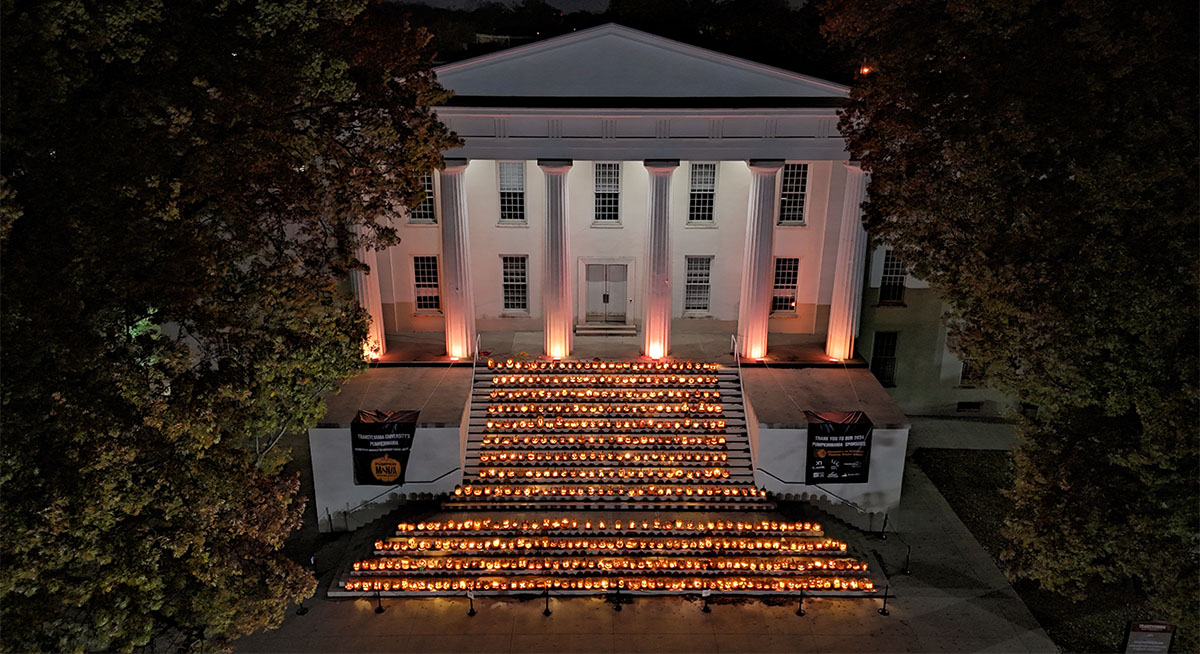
[914,448,1154,654]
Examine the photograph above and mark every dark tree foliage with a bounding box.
[0,0,457,650]
[822,0,1198,641]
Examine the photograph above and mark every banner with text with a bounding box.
[351,410,419,486]
[804,411,872,484]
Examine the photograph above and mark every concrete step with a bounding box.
[574,324,638,337]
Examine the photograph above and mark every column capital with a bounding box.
[843,161,866,173]
[747,159,786,173]
[537,158,573,174]
[643,159,680,174]
[441,158,470,174]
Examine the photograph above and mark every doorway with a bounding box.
[585,263,627,323]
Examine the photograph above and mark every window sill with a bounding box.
[590,222,623,229]
[500,310,530,317]
[495,221,529,228]
[685,222,717,229]
[683,312,712,318]
[876,302,907,308]
[776,222,807,227]
[412,311,443,317]
[769,312,798,317]
[407,220,437,226]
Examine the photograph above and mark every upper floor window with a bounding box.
[960,360,984,387]
[688,163,717,223]
[498,162,525,223]
[771,257,799,313]
[594,163,620,222]
[410,174,436,223]
[778,163,808,224]
[412,256,440,311]
[879,250,906,305]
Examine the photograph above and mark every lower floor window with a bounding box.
[501,255,528,311]
[413,256,440,311]
[771,257,799,313]
[871,331,898,386]
[684,256,712,312]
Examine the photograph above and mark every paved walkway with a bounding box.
[235,418,1055,653]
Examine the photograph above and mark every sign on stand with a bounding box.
[804,411,873,484]
[1124,622,1175,653]
[351,410,419,486]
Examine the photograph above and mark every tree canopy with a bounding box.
[821,0,1198,640]
[0,0,457,650]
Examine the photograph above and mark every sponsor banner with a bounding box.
[351,410,419,486]
[804,411,872,485]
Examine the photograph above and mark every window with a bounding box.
[594,163,620,222]
[410,174,436,222]
[778,163,808,224]
[684,256,712,312]
[498,162,525,223]
[879,250,906,305]
[771,257,799,313]
[871,332,898,386]
[688,163,716,223]
[501,255,528,312]
[412,256,440,311]
[960,360,984,387]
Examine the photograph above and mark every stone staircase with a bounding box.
[574,324,639,337]
[449,360,767,511]
[331,359,877,598]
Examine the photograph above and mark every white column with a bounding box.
[736,160,785,360]
[539,159,573,359]
[642,160,678,359]
[825,163,870,360]
[438,159,476,359]
[350,223,387,360]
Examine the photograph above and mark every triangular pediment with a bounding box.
[435,24,847,98]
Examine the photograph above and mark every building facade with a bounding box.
[859,245,1016,417]
[353,24,868,363]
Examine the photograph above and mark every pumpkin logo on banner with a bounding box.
[351,410,419,486]
[372,455,402,482]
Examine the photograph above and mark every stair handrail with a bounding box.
[729,334,744,389]
[342,465,462,520]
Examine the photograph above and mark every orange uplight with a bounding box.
[362,338,383,362]
[859,65,872,75]
[646,344,664,360]
[828,357,839,362]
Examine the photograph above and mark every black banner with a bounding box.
[804,411,872,484]
[351,410,419,486]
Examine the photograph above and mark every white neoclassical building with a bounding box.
[352,24,870,364]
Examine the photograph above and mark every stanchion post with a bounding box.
[795,588,805,617]
[543,588,552,617]
[614,587,622,612]
[701,589,712,613]
[877,584,890,616]
[901,545,912,575]
[295,600,309,616]
[467,592,476,617]
[878,513,889,540]
[374,591,385,615]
